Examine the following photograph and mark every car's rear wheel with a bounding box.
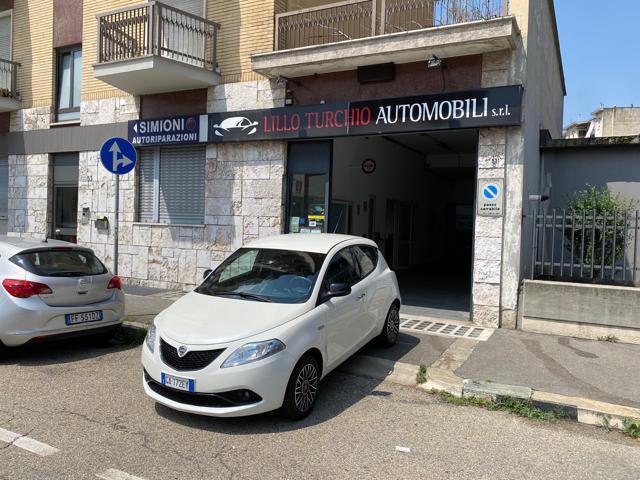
[379,303,400,347]
[281,354,320,420]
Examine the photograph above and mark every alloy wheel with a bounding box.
[386,307,400,343]
[294,363,318,413]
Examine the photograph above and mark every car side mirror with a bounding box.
[203,269,212,280]
[327,282,351,298]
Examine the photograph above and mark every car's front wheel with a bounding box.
[379,303,400,347]
[281,354,320,420]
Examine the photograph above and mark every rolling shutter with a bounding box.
[158,146,205,225]
[0,157,8,219]
[137,149,156,223]
[173,0,205,16]
[0,15,11,61]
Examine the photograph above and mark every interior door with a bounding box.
[286,141,332,234]
[52,154,79,243]
[394,202,413,270]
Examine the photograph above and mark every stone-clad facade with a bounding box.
[73,80,286,290]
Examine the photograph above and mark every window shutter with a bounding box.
[0,157,8,218]
[158,146,205,225]
[138,149,156,223]
[0,15,11,61]
[172,0,205,16]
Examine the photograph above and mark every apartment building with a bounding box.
[564,106,640,138]
[0,0,565,328]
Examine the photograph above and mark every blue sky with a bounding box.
[555,0,640,126]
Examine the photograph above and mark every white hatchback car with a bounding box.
[142,234,401,419]
[0,236,125,355]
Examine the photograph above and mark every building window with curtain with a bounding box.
[137,145,206,225]
[56,47,82,121]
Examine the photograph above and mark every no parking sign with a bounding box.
[477,179,504,217]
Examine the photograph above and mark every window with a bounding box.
[56,47,82,121]
[0,157,7,221]
[138,145,205,225]
[352,245,378,279]
[322,248,359,290]
[10,249,107,277]
[196,248,326,304]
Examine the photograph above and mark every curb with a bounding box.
[348,359,640,435]
[423,369,640,434]
[122,320,149,332]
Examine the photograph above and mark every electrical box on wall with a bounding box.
[94,217,109,231]
[81,207,91,225]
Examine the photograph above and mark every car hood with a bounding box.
[155,291,312,345]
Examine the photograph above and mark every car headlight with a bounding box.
[145,324,157,353]
[221,339,286,368]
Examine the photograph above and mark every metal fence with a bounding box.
[276,0,506,50]
[530,209,640,284]
[97,1,220,71]
[276,0,376,50]
[0,58,19,98]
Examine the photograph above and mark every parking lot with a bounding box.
[1,337,640,480]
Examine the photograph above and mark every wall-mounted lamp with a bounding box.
[426,55,443,69]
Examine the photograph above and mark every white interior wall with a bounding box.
[331,135,476,267]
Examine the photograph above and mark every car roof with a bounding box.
[0,235,83,259]
[245,234,376,254]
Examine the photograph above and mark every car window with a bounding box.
[351,245,378,279]
[10,249,108,277]
[322,248,359,290]
[196,248,326,304]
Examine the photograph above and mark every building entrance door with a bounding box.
[52,153,79,243]
[286,141,332,234]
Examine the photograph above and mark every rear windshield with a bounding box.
[10,249,108,277]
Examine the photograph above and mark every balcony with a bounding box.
[252,0,517,78]
[0,59,20,112]
[93,2,220,95]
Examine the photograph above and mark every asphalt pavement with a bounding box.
[1,339,639,480]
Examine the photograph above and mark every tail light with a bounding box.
[2,279,53,298]
[107,276,122,290]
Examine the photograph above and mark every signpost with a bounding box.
[99,137,137,275]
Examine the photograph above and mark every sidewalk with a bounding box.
[122,291,640,429]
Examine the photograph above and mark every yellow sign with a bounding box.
[308,215,325,221]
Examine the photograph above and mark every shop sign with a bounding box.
[128,115,208,146]
[207,85,522,143]
[477,178,504,217]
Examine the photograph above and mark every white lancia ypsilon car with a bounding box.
[0,236,125,355]
[142,234,401,419]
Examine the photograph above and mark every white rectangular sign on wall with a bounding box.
[477,178,504,217]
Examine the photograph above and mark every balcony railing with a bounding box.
[276,0,506,50]
[97,1,220,71]
[0,58,19,99]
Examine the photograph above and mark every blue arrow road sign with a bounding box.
[100,137,137,175]
[482,183,500,200]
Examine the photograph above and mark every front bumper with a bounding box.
[141,336,297,417]
[0,290,125,347]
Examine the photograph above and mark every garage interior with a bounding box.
[330,130,479,320]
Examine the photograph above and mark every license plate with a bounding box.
[65,310,104,325]
[161,372,195,393]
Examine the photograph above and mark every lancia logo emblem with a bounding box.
[177,345,188,357]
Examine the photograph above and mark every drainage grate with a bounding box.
[399,318,494,341]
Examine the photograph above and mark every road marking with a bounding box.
[96,469,148,480]
[0,427,59,456]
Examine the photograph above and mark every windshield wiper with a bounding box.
[210,289,273,303]
[48,271,87,277]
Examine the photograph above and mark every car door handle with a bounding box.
[356,293,367,301]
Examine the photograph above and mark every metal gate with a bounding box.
[530,209,640,284]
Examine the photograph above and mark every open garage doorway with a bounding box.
[329,130,478,320]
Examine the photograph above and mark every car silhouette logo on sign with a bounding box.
[178,345,189,358]
[212,117,259,137]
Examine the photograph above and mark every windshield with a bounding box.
[195,248,326,304]
[10,249,108,277]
